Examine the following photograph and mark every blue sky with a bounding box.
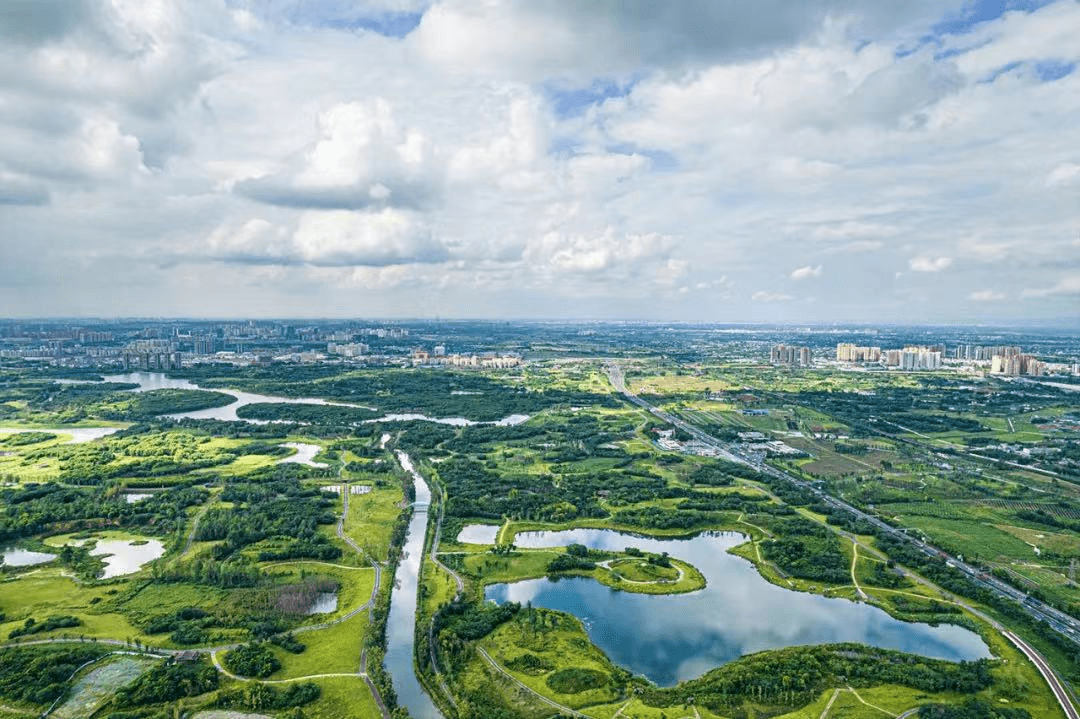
[0,0,1077,321]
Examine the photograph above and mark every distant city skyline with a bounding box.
[1,1,1078,322]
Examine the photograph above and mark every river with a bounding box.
[386,451,443,719]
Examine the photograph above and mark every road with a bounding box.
[1004,631,1080,719]
[606,364,1080,719]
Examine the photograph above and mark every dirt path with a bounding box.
[847,687,897,717]
[477,647,589,718]
[851,540,868,601]
[181,492,216,557]
[819,688,842,719]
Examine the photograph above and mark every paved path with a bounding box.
[1004,630,1079,719]
[819,688,842,719]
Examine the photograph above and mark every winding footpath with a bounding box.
[476,646,589,719]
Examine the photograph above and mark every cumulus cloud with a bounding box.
[235,99,439,210]
[790,264,823,280]
[412,0,962,81]
[908,256,953,273]
[208,209,448,267]
[523,227,675,276]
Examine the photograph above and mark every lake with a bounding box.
[456,524,499,544]
[485,528,991,687]
[90,538,166,578]
[1,546,57,566]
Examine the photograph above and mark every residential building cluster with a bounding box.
[991,354,1046,376]
[834,341,1051,376]
[836,343,944,370]
[769,344,813,367]
[954,344,1022,360]
[327,342,370,358]
[411,349,522,369]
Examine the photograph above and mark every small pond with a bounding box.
[1,546,57,566]
[278,442,328,468]
[485,528,991,687]
[306,592,339,615]
[90,538,166,578]
[456,524,499,544]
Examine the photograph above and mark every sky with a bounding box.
[1,0,1078,323]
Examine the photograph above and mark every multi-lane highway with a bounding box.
[606,364,1079,719]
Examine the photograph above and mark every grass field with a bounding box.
[0,569,145,644]
[303,675,381,719]
[270,611,367,679]
[893,516,1039,562]
[343,486,403,562]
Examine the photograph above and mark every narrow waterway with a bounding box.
[385,451,443,719]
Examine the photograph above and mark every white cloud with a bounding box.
[235,99,439,210]
[208,209,447,267]
[1046,162,1080,188]
[751,291,795,302]
[908,256,953,273]
[523,227,675,276]
[1022,275,1080,298]
[968,290,1005,301]
[790,264,823,280]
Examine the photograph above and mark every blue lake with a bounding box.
[486,528,991,686]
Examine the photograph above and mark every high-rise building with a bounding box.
[771,344,812,367]
[991,353,1044,376]
[836,343,880,363]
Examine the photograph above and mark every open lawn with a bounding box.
[270,611,366,679]
[343,486,403,562]
[302,675,381,719]
[0,569,144,644]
